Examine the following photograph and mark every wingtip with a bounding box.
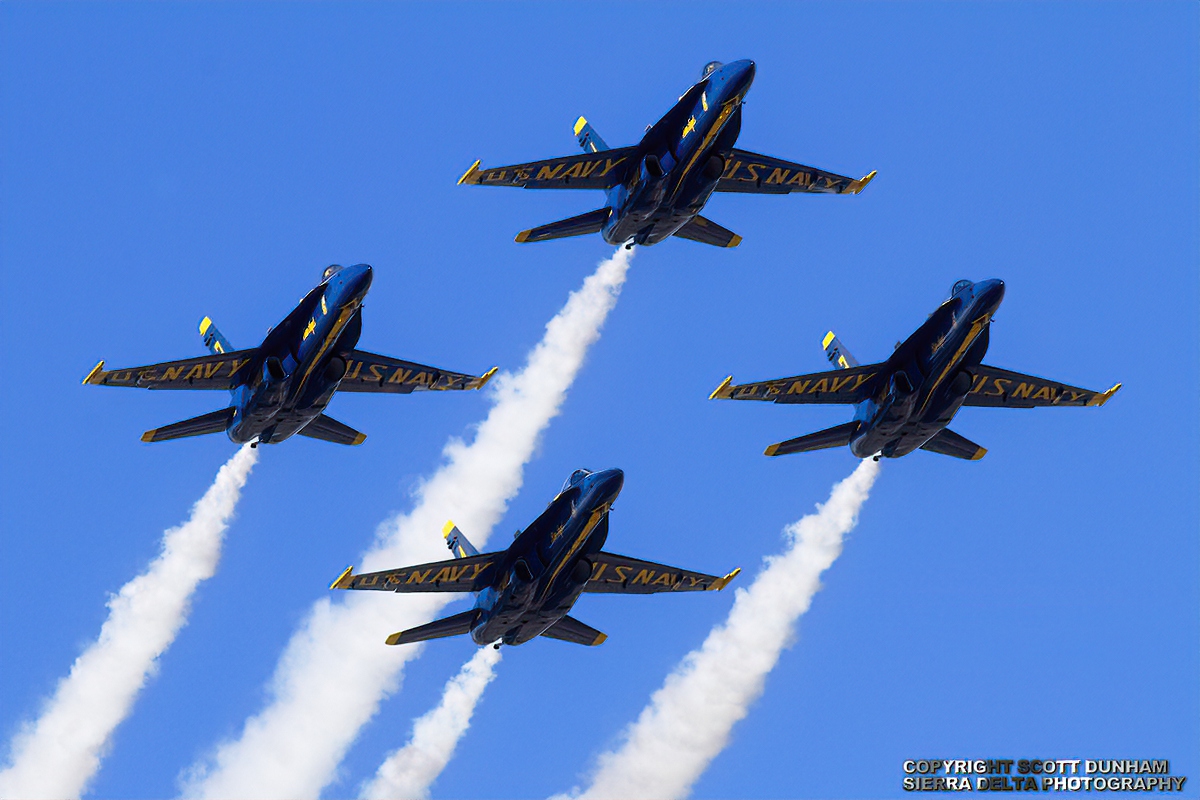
[726,233,742,248]
[82,360,105,385]
[591,631,607,646]
[712,567,742,591]
[851,169,877,194]
[330,565,355,590]
[140,429,157,443]
[384,632,404,646]
[474,367,498,389]
[457,159,482,186]
[514,229,533,243]
[764,443,781,457]
[574,116,588,135]
[709,376,733,400]
[970,446,988,461]
[351,433,367,446]
[1089,382,1122,407]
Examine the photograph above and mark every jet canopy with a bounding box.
[950,279,973,297]
[561,468,592,494]
[701,61,723,79]
[323,264,344,281]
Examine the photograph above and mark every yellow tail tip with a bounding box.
[199,316,212,335]
[574,116,588,135]
[709,376,733,400]
[330,566,355,590]
[852,170,877,194]
[474,367,498,389]
[82,360,105,385]
[457,159,482,185]
[442,520,457,538]
[822,331,836,349]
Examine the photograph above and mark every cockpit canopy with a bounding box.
[950,279,973,297]
[322,264,344,281]
[561,468,592,494]
[701,61,723,79]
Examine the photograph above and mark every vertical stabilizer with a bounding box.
[574,116,610,153]
[199,317,235,355]
[822,331,859,369]
[444,521,480,558]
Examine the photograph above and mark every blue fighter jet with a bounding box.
[710,279,1121,460]
[84,264,496,446]
[331,468,740,648]
[458,60,875,248]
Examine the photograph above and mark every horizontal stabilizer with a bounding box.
[574,116,610,153]
[540,615,607,646]
[385,610,479,646]
[764,421,859,457]
[672,215,741,248]
[297,414,365,446]
[516,207,612,243]
[443,520,480,558]
[920,428,987,460]
[141,407,235,443]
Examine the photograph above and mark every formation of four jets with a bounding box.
[83,60,1118,650]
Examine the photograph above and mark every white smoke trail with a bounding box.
[359,646,501,800]
[565,459,879,800]
[0,445,258,800]
[182,248,633,799]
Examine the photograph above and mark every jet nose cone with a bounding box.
[976,278,1005,311]
[594,468,624,502]
[348,263,373,296]
[730,59,756,94]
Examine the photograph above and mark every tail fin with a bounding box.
[141,407,235,443]
[296,413,366,446]
[919,428,987,460]
[199,317,234,355]
[515,207,611,243]
[764,421,859,457]
[444,521,480,558]
[540,615,607,646]
[822,331,859,369]
[672,215,742,248]
[385,609,479,646]
[574,116,609,153]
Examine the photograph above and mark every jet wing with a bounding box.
[337,350,497,394]
[961,365,1121,408]
[583,552,740,594]
[709,364,881,405]
[82,351,258,390]
[457,147,637,190]
[330,553,500,593]
[716,148,875,195]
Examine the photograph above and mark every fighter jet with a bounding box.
[710,279,1121,460]
[458,59,875,248]
[331,468,739,647]
[83,264,496,446]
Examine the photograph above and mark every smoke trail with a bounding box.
[0,445,258,800]
[359,646,501,800]
[566,459,879,800]
[182,248,632,799]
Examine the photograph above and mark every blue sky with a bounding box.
[1,2,1196,797]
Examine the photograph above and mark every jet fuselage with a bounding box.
[470,468,623,646]
[850,279,1006,458]
[601,60,755,246]
[227,264,372,444]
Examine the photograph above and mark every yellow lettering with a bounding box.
[1012,382,1035,400]
[560,161,585,179]
[388,368,411,384]
[614,565,631,583]
[183,364,205,381]
[407,371,431,386]
[652,572,676,586]
[969,373,988,394]
[431,567,453,584]
[787,379,812,395]
[368,364,386,382]
[829,375,854,393]
[344,361,362,381]
[596,157,627,177]
[808,378,830,394]
[632,569,656,585]
[785,170,810,186]
[742,163,765,182]
[484,169,508,182]
[590,562,607,581]
[722,160,741,180]
[228,358,249,377]
[580,160,602,178]
[203,362,223,379]
[766,167,791,184]
[1031,385,1055,401]
[515,168,531,181]
[213,341,225,354]
[139,369,159,382]
[469,562,489,580]
[406,569,432,585]
[986,378,1011,397]
[536,164,566,181]
[850,373,874,392]
[163,366,184,381]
